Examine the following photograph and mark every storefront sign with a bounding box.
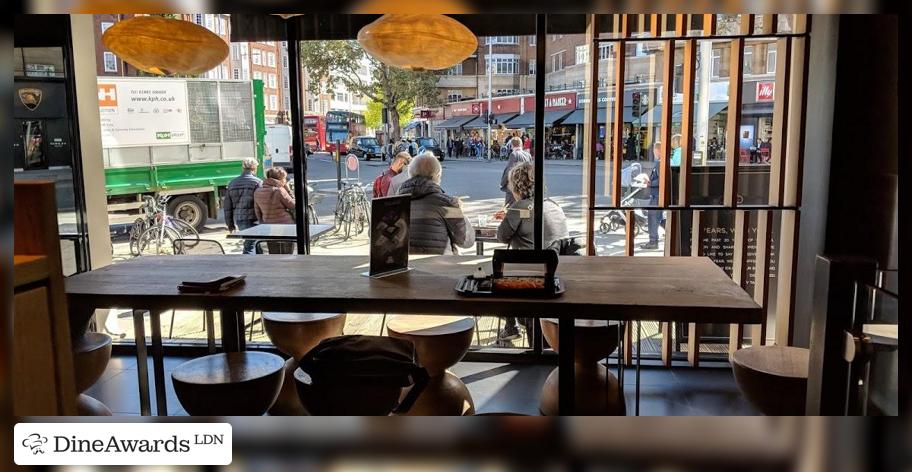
[755,81,775,101]
[97,78,190,148]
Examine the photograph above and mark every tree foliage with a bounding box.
[365,99,414,130]
[299,40,441,139]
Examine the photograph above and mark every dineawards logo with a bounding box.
[15,423,231,465]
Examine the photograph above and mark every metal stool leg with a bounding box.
[473,316,482,346]
[380,313,387,336]
[168,309,176,339]
[205,310,216,354]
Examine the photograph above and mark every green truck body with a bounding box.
[102,78,267,230]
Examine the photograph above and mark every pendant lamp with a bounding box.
[357,14,477,71]
[102,16,229,76]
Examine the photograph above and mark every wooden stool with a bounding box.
[539,319,625,416]
[171,352,284,416]
[731,346,809,415]
[386,315,475,416]
[73,332,113,416]
[262,312,346,415]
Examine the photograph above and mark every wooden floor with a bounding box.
[104,309,726,354]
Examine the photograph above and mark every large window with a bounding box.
[486,36,518,44]
[528,58,536,75]
[575,45,589,65]
[744,45,754,75]
[488,54,519,75]
[551,51,564,71]
[268,73,277,89]
[444,63,463,75]
[102,51,117,72]
[766,44,777,74]
[267,52,276,67]
[100,21,113,34]
[251,49,261,65]
[446,90,463,102]
[711,47,722,77]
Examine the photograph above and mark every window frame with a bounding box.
[102,51,117,72]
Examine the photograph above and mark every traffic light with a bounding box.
[381,107,389,124]
[631,91,641,116]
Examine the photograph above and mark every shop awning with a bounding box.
[403,121,420,131]
[558,106,640,125]
[643,102,729,123]
[435,115,476,129]
[462,113,518,129]
[740,102,774,117]
[504,110,574,128]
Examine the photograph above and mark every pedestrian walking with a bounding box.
[500,137,532,205]
[224,157,262,254]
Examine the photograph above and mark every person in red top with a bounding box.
[372,151,411,198]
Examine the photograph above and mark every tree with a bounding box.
[365,99,413,130]
[299,40,441,140]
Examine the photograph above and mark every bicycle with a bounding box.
[129,195,200,256]
[333,180,371,240]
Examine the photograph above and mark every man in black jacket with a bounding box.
[224,158,262,254]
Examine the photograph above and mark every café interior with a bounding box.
[11,12,900,422]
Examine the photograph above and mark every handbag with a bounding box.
[297,335,430,415]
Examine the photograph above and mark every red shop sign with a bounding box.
[756,81,774,101]
[523,91,577,112]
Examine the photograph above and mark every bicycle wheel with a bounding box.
[128,218,149,257]
[137,225,181,256]
[169,218,199,247]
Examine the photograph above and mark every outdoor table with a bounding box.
[226,223,334,242]
[66,255,761,416]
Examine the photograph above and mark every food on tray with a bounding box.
[493,277,545,291]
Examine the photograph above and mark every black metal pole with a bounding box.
[286,20,310,255]
[336,141,343,191]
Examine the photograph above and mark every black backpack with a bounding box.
[297,335,430,414]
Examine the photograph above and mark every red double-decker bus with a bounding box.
[301,114,326,152]
[325,110,366,154]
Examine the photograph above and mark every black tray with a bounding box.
[455,276,565,298]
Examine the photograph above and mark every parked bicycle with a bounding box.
[333,180,371,240]
[129,195,200,256]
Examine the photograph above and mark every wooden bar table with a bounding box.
[66,255,762,416]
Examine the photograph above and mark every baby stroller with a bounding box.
[599,163,648,237]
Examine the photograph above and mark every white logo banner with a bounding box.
[15,423,232,465]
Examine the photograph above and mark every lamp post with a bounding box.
[486,37,493,161]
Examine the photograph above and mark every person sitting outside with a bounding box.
[224,157,262,254]
[398,152,475,254]
[373,151,411,198]
[253,167,296,253]
[494,161,569,342]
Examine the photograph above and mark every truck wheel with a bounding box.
[168,195,208,232]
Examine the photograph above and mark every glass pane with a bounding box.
[690,39,731,204]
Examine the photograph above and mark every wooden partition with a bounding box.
[584,14,811,365]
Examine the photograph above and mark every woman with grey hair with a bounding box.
[398,152,475,254]
[496,162,568,250]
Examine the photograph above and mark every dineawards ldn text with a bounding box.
[54,435,194,453]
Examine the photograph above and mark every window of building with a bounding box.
[282,54,288,68]
[551,51,564,72]
[283,75,289,89]
[446,90,462,102]
[205,15,214,30]
[219,18,227,35]
[575,45,589,65]
[268,73,277,89]
[102,51,117,72]
[269,95,278,110]
[252,49,261,65]
[194,14,203,25]
[221,65,228,78]
[334,92,349,102]
[599,43,610,60]
[100,21,113,34]
[528,58,536,75]
[711,48,722,77]
[284,96,291,110]
[253,71,262,81]
[267,52,276,67]
[488,54,519,75]
[233,68,240,79]
[529,36,536,46]
[744,45,754,75]
[231,43,241,60]
[486,36,518,44]
[766,44,777,74]
[445,63,463,75]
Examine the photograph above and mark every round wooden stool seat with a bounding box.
[731,346,809,415]
[386,315,475,415]
[539,318,625,416]
[262,312,346,415]
[73,332,113,416]
[73,332,113,392]
[171,352,284,416]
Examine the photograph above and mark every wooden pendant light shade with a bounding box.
[102,16,229,76]
[357,14,477,71]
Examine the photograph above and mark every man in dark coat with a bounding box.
[224,158,262,254]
